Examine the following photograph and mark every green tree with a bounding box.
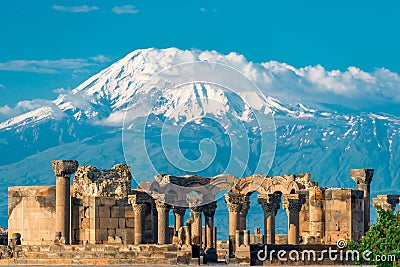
[348,206,400,267]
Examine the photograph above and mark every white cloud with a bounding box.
[90,55,112,63]
[0,99,59,121]
[0,84,5,89]
[0,55,110,74]
[0,59,92,73]
[52,5,99,13]
[200,7,217,13]
[112,5,139,14]
[52,88,67,94]
[257,61,400,110]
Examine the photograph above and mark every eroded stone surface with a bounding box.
[73,164,132,199]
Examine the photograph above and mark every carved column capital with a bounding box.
[52,160,78,177]
[350,169,374,185]
[128,191,151,205]
[239,196,250,216]
[203,201,217,217]
[186,194,203,211]
[225,194,242,213]
[132,203,147,216]
[173,206,187,217]
[258,193,281,214]
[155,200,171,212]
[282,194,304,213]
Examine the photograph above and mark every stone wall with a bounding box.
[8,186,57,245]
[73,164,132,199]
[324,188,364,244]
[0,244,195,265]
[71,196,137,245]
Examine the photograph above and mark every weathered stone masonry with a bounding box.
[6,160,399,265]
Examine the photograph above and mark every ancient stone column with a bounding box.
[52,160,78,245]
[225,194,242,257]
[173,206,186,233]
[186,194,203,249]
[190,207,202,246]
[132,203,147,244]
[350,169,374,233]
[239,196,250,230]
[183,226,191,246]
[155,200,170,245]
[309,187,325,242]
[258,194,280,244]
[151,200,158,244]
[203,201,217,250]
[129,192,152,244]
[283,195,304,244]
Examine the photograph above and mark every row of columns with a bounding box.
[129,193,218,249]
[225,192,305,256]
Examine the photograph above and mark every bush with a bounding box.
[348,206,400,267]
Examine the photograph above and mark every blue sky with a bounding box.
[0,0,399,108]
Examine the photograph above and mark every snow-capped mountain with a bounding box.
[0,48,399,232]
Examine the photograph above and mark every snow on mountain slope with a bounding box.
[0,48,399,206]
[3,47,399,132]
[0,106,64,130]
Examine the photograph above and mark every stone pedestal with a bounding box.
[225,194,242,257]
[52,160,78,245]
[350,169,374,234]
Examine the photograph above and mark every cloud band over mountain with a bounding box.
[0,48,399,122]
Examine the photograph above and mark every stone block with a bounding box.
[309,222,324,234]
[122,218,133,229]
[108,228,116,237]
[100,197,116,206]
[97,206,111,218]
[125,208,134,218]
[99,218,119,228]
[111,206,125,218]
[331,189,351,200]
[325,231,349,244]
[333,200,348,210]
[118,218,126,228]
[96,228,108,241]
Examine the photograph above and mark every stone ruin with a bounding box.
[0,227,7,245]
[72,164,132,199]
[4,160,400,266]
